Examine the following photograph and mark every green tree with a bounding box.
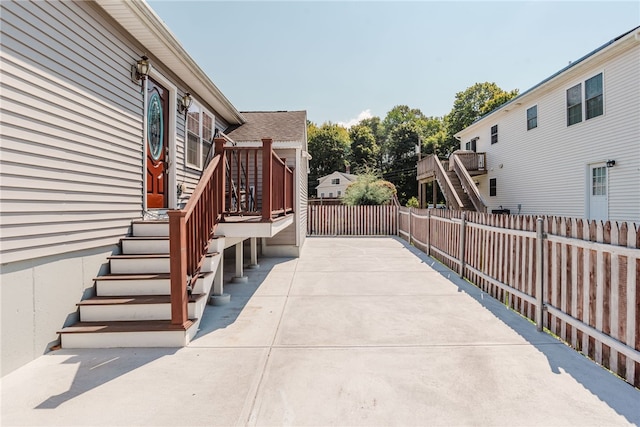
[349,125,379,172]
[481,89,520,115]
[443,82,519,155]
[307,122,350,196]
[405,196,419,208]
[384,120,422,204]
[342,172,396,206]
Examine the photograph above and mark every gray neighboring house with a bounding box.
[0,0,307,375]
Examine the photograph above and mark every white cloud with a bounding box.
[337,109,373,129]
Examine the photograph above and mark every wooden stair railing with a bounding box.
[451,154,487,213]
[167,138,226,327]
[261,138,294,220]
[430,154,464,210]
[225,147,260,215]
[221,138,294,219]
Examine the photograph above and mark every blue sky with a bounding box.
[147,1,639,126]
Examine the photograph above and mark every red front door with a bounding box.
[146,78,169,208]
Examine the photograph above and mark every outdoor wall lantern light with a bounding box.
[606,160,616,168]
[131,55,150,83]
[178,92,193,115]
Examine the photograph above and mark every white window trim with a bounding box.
[185,100,215,171]
[565,70,605,127]
[526,104,538,131]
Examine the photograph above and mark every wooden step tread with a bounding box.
[77,294,206,306]
[94,271,212,281]
[59,319,195,334]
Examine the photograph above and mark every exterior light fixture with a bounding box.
[606,160,616,168]
[178,92,193,115]
[131,55,150,83]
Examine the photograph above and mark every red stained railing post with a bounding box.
[168,210,188,327]
[281,158,286,213]
[262,138,273,221]
[215,138,226,217]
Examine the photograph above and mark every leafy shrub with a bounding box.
[343,173,396,206]
[405,196,419,208]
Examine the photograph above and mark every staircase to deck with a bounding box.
[58,220,224,348]
[418,153,487,212]
[446,170,476,210]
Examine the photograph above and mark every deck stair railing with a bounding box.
[430,154,464,210]
[225,146,260,215]
[168,138,226,327]
[451,154,487,213]
[168,138,296,326]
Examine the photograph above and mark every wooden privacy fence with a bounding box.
[307,205,398,236]
[398,207,640,388]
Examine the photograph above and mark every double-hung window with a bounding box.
[585,73,603,119]
[566,73,603,126]
[490,125,498,144]
[526,105,538,130]
[186,102,215,170]
[331,178,340,185]
[566,84,582,126]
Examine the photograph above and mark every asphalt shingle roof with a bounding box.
[225,111,307,142]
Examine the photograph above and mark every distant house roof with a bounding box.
[225,111,307,142]
[317,171,359,187]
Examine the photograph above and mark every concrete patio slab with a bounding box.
[289,270,465,296]
[248,344,638,426]
[191,295,287,348]
[2,236,638,426]
[1,347,268,426]
[274,293,553,347]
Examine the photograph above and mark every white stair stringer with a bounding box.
[59,220,225,349]
[77,295,208,322]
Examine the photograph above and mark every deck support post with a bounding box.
[232,240,248,283]
[210,251,230,305]
[247,237,260,269]
[432,181,438,208]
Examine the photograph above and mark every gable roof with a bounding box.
[225,111,307,142]
[317,171,359,186]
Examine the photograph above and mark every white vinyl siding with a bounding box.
[0,0,144,263]
[456,35,639,222]
[0,0,231,262]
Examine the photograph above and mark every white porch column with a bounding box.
[247,237,260,269]
[209,252,230,305]
[232,241,248,283]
